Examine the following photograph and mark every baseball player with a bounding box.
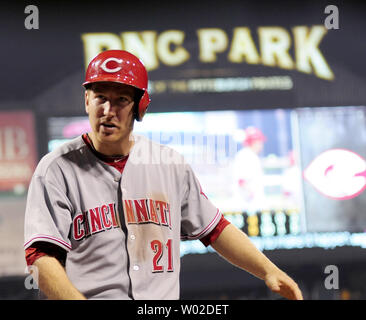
[24,50,303,300]
[232,127,267,212]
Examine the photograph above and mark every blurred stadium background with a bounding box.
[1,0,366,300]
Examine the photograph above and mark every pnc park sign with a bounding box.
[81,25,334,81]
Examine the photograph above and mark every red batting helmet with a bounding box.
[243,127,266,146]
[83,50,150,121]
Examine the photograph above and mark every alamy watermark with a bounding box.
[324,5,339,30]
[324,265,339,290]
[129,132,240,166]
[24,5,39,30]
[24,265,39,290]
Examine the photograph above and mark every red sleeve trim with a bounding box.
[181,209,221,240]
[24,234,72,251]
[25,242,67,267]
[199,215,231,247]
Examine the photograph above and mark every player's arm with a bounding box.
[210,223,303,300]
[33,255,86,300]
[26,243,86,300]
[24,171,85,299]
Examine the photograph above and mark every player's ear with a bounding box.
[85,90,90,114]
[138,106,147,120]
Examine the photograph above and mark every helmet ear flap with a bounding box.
[136,91,150,121]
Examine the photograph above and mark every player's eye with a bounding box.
[118,96,132,106]
[96,95,107,102]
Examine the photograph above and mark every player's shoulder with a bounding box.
[34,136,86,176]
[132,133,186,165]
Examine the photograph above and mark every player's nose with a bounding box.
[102,101,116,116]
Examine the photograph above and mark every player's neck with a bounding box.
[87,132,134,157]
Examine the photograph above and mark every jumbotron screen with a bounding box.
[47,106,366,254]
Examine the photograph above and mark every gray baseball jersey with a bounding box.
[24,134,221,299]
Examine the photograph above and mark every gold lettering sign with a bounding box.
[81,25,333,81]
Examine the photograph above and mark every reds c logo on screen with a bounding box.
[304,149,366,200]
[100,57,123,73]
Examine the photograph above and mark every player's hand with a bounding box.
[264,269,303,300]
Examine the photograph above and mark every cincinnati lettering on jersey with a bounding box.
[124,199,172,229]
[73,203,119,241]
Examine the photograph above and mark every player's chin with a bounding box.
[100,128,130,142]
[98,124,131,140]
[98,132,121,142]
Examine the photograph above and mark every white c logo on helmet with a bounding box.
[100,57,123,73]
